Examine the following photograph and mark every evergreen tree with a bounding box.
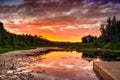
[0,22,4,30]
[100,16,120,42]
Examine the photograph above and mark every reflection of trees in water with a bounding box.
[82,51,120,61]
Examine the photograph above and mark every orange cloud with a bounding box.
[4,21,101,42]
[2,0,115,42]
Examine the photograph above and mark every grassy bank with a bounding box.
[106,43,120,50]
[0,46,36,54]
[59,42,105,50]
[1,42,120,54]
[59,42,120,50]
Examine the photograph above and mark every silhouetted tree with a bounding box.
[100,16,120,42]
[82,35,97,43]
[0,22,4,30]
[0,21,51,47]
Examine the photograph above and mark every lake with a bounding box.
[23,51,101,80]
[1,48,120,80]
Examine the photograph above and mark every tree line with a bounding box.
[0,22,51,47]
[100,16,120,42]
[82,16,120,43]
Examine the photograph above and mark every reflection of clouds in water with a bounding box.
[20,51,100,80]
[18,51,100,80]
[31,51,97,70]
[0,49,99,80]
[32,73,57,80]
[34,63,55,68]
[31,61,57,68]
[49,61,56,65]
[61,56,67,59]
[60,62,74,68]
[79,65,93,70]
[61,52,82,60]
[59,62,92,70]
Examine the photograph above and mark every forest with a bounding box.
[82,16,120,43]
[100,16,120,42]
[0,22,52,47]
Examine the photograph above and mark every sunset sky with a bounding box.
[0,0,120,42]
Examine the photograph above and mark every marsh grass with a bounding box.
[0,46,35,54]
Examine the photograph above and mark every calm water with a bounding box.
[23,51,101,80]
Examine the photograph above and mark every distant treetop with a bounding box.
[0,22,4,30]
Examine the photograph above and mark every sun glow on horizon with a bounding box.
[1,0,118,42]
[4,23,101,42]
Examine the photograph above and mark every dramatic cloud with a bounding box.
[0,0,120,42]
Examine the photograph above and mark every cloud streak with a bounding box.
[0,0,120,42]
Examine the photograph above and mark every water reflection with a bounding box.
[28,51,100,80]
[35,51,92,69]
[82,51,120,61]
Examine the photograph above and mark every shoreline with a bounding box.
[79,48,120,52]
[0,47,99,80]
[0,47,64,80]
[1,46,120,55]
[0,47,119,80]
